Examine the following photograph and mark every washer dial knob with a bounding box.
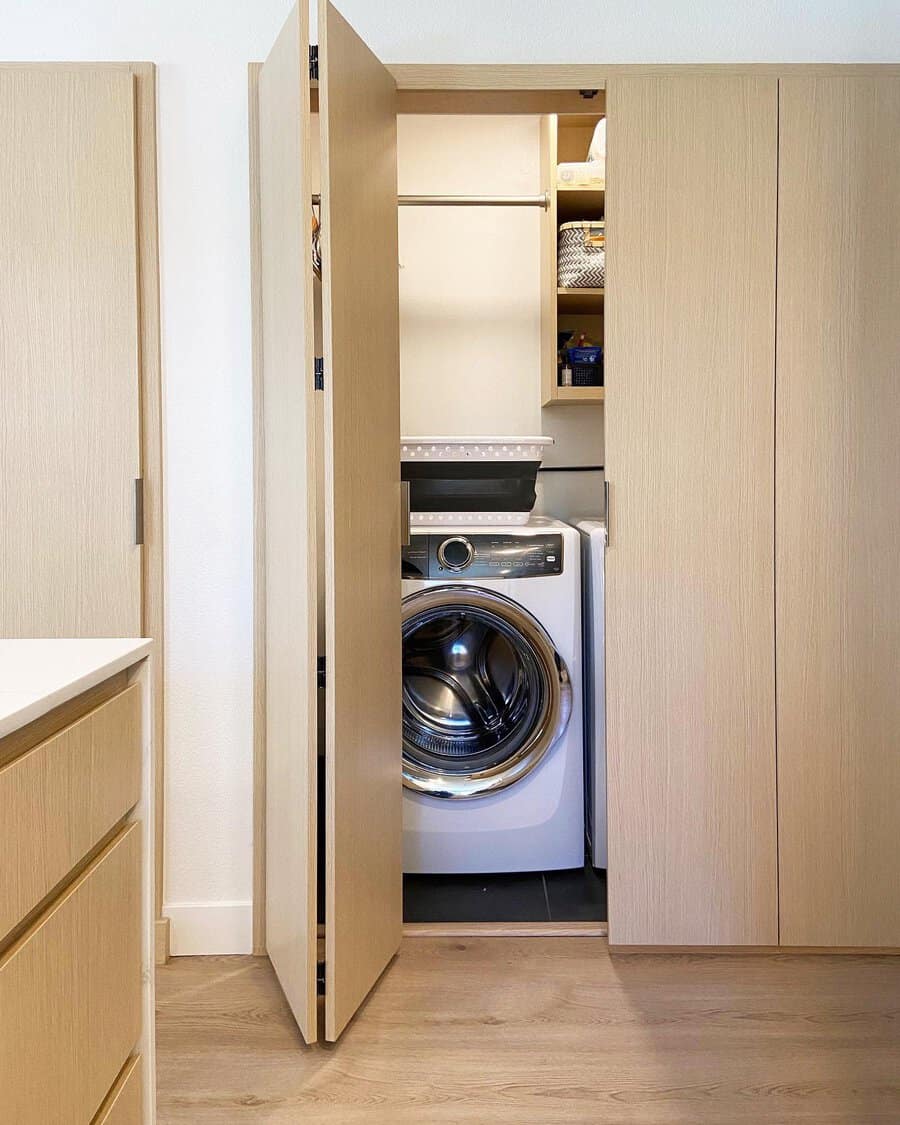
[437,536,475,572]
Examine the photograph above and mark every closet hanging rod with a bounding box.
[311,192,549,210]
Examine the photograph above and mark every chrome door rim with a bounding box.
[401,586,572,799]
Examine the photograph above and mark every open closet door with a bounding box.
[258,5,319,1043]
[318,0,402,1041]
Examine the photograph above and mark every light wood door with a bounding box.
[258,6,319,1042]
[318,0,402,1040]
[776,77,900,947]
[604,77,779,945]
[0,68,142,637]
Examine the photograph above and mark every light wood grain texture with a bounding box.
[247,61,267,959]
[395,89,603,115]
[539,113,559,406]
[93,1055,142,1125]
[0,63,165,952]
[0,684,140,941]
[403,921,608,937]
[155,947,900,1124]
[0,669,127,768]
[0,68,141,637]
[257,5,319,1044]
[776,76,900,948]
[387,63,900,90]
[604,77,778,945]
[318,0,402,1042]
[0,823,141,1125]
[131,64,166,947]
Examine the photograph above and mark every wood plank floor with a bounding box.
[156,939,900,1124]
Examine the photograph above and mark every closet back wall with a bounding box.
[398,114,604,519]
[5,0,895,955]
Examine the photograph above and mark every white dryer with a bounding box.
[575,518,607,869]
[401,518,583,874]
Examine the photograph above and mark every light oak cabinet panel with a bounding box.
[776,76,900,947]
[94,1055,143,1125]
[604,76,779,945]
[0,68,142,638]
[0,823,141,1125]
[0,684,141,939]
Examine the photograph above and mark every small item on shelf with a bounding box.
[566,344,603,388]
[558,220,606,288]
[560,363,574,388]
[587,118,606,164]
[556,160,604,188]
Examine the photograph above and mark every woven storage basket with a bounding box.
[558,220,605,288]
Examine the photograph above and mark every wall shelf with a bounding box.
[546,385,604,405]
[556,184,605,222]
[557,286,604,314]
[540,109,607,408]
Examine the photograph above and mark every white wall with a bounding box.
[5,0,898,955]
[397,115,605,520]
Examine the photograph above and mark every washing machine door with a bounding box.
[402,586,572,798]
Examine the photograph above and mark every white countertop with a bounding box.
[0,638,153,739]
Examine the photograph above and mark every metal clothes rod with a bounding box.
[311,192,549,210]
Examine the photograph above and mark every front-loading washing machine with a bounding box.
[401,517,583,873]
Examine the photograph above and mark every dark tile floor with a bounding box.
[403,863,607,923]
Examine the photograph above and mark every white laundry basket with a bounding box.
[400,437,554,526]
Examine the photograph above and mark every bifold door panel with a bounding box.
[259,3,319,1043]
[604,76,779,946]
[318,0,403,1042]
[775,76,900,947]
[259,0,402,1044]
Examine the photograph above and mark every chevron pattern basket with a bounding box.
[558,220,606,288]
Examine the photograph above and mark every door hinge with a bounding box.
[317,656,326,689]
[134,478,145,546]
[314,357,324,391]
[316,959,326,995]
[309,45,319,81]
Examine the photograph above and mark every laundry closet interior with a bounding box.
[254,0,900,1047]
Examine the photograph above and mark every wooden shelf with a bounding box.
[546,385,604,405]
[556,184,605,221]
[557,286,604,314]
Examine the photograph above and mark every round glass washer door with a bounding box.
[402,586,572,799]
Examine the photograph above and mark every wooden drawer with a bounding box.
[0,822,142,1125]
[0,683,141,939]
[94,1055,143,1125]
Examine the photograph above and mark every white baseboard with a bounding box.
[164,900,253,956]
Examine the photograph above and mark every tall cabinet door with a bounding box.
[258,5,319,1042]
[776,77,900,947]
[0,69,142,637]
[318,0,402,1041]
[604,77,779,945]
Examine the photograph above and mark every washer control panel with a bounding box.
[402,533,564,580]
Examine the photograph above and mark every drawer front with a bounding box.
[0,822,142,1125]
[0,683,141,938]
[94,1055,143,1125]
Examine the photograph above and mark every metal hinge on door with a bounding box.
[316,959,326,995]
[314,357,324,391]
[309,45,319,81]
[317,656,326,689]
